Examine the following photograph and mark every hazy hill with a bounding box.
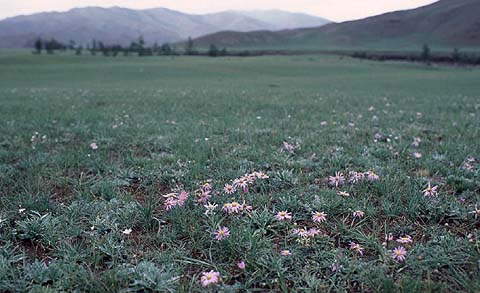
[0,7,330,48]
[195,0,480,49]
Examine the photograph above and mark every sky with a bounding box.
[0,0,438,22]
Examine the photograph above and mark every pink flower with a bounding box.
[422,183,438,197]
[328,172,345,187]
[255,171,269,179]
[201,182,212,192]
[349,242,365,255]
[198,190,212,203]
[229,202,242,213]
[275,211,292,221]
[312,211,327,223]
[163,198,178,211]
[352,210,365,218]
[292,228,309,237]
[177,191,189,206]
[391,246,407,262]
[90,142,98,150]
[223,184,236,195]
[307,228,321,237]
[214,227,230,241]
[413,152,422,159]
[200,270,220,287]
[348,171,365,184]
[412,137,422,147]
[280,250,291,256]
[365,171,380,181]
[283,141,296,154]
[397,235,413,244]
[237,261,246,270]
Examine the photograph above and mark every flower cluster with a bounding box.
[231,171,269,194]
[461,157,477,172]
[222,201,253,214]
[329,170,380,187]
[163,191,190,211]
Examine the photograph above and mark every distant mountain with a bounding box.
[194,0,480,49]
[0,7,330,48]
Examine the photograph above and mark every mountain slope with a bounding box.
[195,0,480,49]
[0,7,330,48]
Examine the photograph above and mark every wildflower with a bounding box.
[18,208,26,214]
[203,202,218,216]
[198,190,212,203]
[214,227,230,241]
[397,235,413,244]
[470,205,480,219]
[391,246,407,262]
[177,191,189,206]
[200,270,220,287]
[164,197,178,211]
[122,228,132,235]
[229,202,242,213]
[348,171,365,184]
[328,172,345,187]
[413,152,422,159]
[201,182,212,192]
[337,191,350,197]
[307,228,321,237]
[352,210,365,218]
[349,242,364,255]
[255,171,269,179]
[162,192,177,199]
[275,211,292,221]
[241,201,253,213]
[292,228,309,237]
[320,121,328,126]
[412,137,422,147]
[223,184,236,195]
[422,183,439,197]
[90,142,98,150]
[283,141,296,154]
[365,171,380,181]
[312,211,327,223]
[280,250,291,256]
[237,261,246,270]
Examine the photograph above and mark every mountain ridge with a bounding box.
[0,7,330,48]
[194,0,480,49]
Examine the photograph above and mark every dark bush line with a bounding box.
[346,49,480,66]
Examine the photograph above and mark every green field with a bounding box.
[0,54,479,291]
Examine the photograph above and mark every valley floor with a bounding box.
[0,54,479,291]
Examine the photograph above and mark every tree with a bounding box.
[452,48,461,63]
[34,38,43,54]
[208,44,219,57]
[184,37,195,55]
[421,44,431,63]
[90,40,97,56]
[75,45,83,55]
[161,43,172,55]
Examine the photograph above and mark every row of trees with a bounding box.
[33,36,228,57]
[351,45,480,65]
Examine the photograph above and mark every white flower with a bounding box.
[203,202,218,216]
[122,228,132,235]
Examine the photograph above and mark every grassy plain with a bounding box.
[0,53,479,291]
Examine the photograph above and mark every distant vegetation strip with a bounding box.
[31,37,480,66]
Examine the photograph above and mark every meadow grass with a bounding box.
[0,53,479,292]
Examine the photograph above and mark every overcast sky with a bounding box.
[0,0,438,22]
